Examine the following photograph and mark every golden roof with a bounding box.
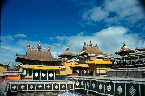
[136,48,145,51]
[22,65,61,70]
[71,64,89,67]
[115,42,134,55]
[78,41,110,56]
[86,60,112,65]
[16,41,61,61]
[59,47,75,57]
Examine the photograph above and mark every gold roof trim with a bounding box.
[71,64,88,67]
[23,65,61,70]
[78,41,110,56]
[115,42,134,54]
[86,60,112,64]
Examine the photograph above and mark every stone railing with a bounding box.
[7,76,145,96]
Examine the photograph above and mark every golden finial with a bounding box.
[32,45,35,49]
[84,42,86,46]
[66,46,69,51]
[37,41,41,50]
[89,40,92,46]
[95,43,99,49]
[122,41,126,46]
[38,41,41,46]
[48,46,50,51]
[27,42,30,48]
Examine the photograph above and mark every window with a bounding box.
[29,69,32,76]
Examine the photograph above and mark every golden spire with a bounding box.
[122,41,126,47]
[32,44,35,49]
[121,41,130,50]
[37,41,41,51]
[89,40,92,47]
[94,43,99,49]
[48,46,50,51]
[65,46,69,51]
[26,42,31,55]
[27,42,30,48]
[84,42,86,46]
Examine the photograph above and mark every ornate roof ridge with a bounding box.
[79,41,109,56]
[115,42,134,55]
[16,41,61,61]
[59,47,75,57]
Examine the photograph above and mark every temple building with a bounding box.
[4,41,145,96]
[58,47,74,77]
[0,62,9,80]
[16,41,64,80]
[4,69,21,80]
[0,62,9,75]
[107,42,145,78]
[7,41,113,80]
[59,47,75,59]
[115,42,134,56]
[78,41,112,76]
[114,42,135,68]
[0,63,21,80]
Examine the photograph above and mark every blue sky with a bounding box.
[1,0,145,64]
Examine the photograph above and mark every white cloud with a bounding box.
[105,0,145,23]
[82,7,109,22]
[82,0,145,24]
[1,26,144,65]
[0,44,25,64]
[60,26,145,54]
[15,34,27,38]
[0,36,65,64]
[0,34,27,64]
[0,35,14,41]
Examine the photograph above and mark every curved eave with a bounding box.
[115,50,134,55]
[86,60,112,64]
[136,48,145,51]
[78,50,110,57]
[16,56,62,62]
[78,51,86,56]
[58,54,75,57]
[71,64,88,67]
[22,65,61,70]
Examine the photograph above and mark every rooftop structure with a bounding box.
[0,62,9,76]
[78,40,109,57]
[107,42,145,78]
[58,47,75,59]
[16,41,64,80]
[76,41,112,76]
[115,42,134,56]
[16,41,61,62]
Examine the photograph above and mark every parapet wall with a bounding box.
[6,76,145,96]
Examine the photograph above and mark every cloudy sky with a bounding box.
[1,0,145,65]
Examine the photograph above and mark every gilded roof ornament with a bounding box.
[48,46,50,51]
[122,41,126,47]
[37,41,41,50]
[27,42,30,48]
[84,42,86,46]
[115,41,134,55]
[94,43,99,49]
[58,46,74,57]
[32,45,35,49]
[89,40,92,47]
[121,41,130,51]
[79,41,109,56]
[65,46,70,51]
